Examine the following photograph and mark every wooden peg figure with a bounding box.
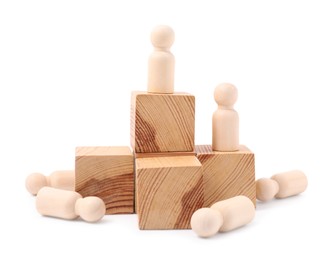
[36,187,106,223]
[26,170,74,195]
[147,25,175,94]
[212,83,239,151]
[256,170,308,202]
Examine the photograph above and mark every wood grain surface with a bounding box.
[196,145,256,207]
[135,151,196,158]
[75,146,134,214]
[131,91,195,153]
[135,156,203,229]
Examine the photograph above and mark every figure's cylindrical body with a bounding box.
[47,170,75,191]
[36,187,82,220]
[212,109,239,151]
[211,196,255,232]
[148,51,175,94]
[271,170,308,199]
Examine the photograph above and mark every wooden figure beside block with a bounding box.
[131,91,195,153]
[26,170,74,195]
[256,170,308,202]
[136,156,203,229]
[212,83,239,152]
[196,145,256,207]
[36,187,105,223]
[75,146,134,214]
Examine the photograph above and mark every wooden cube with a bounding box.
[136,156,203,230]
[131,91,195,153]
[196,145,256,207]
[75,146,134,214]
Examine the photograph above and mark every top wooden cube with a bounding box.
[131,91,195,153]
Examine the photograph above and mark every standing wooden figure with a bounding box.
[148,25,175,94]
[212,83,239,152]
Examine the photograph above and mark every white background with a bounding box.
[1,1,332,259]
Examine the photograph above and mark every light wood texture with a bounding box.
[26,173,48,195]
[75,196,106,222]
[256,178,279,202]
[36,187,105,222]
[196,145,256,207]
[131,91,195,153]
[212,83,239,152]
[25,170,74,195]
[211,196,255,232]
[271,170,308,199]
[256,171,308,201]
[135,151,196,158]
[190,208,223,238]
[75,146,134,214]
[36,187,81,220]
[48,170,75,191]
[148,25,175,94]
[136,156,203,229]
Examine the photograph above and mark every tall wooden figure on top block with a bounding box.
[212,83,239,151]
[131,25,195,154]
[133,25,203,230]
[148,25,175,94]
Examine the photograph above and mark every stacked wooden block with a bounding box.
[196,145,256,208]
[75,146,134,214]
[74,25,256,230]
[131,91,203,229]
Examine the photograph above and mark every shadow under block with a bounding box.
[136,156,203,230]
[75,146,134,214]
[131,91,195,153]
[195,145,256,207]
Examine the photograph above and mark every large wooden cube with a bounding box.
[196,145,256,207]
[75,146,134,214]
[131,91,195,153]
[135,156,203,230]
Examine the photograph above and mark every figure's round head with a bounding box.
[77,197,106,223]
[25,172,47,195]
[214,83,238,107]
[190,208,223,238]
[256,178,279,202]
[151,25,175,49]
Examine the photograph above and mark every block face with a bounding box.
[131,91,195,153]
[135,151,196,158]
[196,145,256,207]
[75,146,134,214]
[76,146,133,156]
[136,156,203,230]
